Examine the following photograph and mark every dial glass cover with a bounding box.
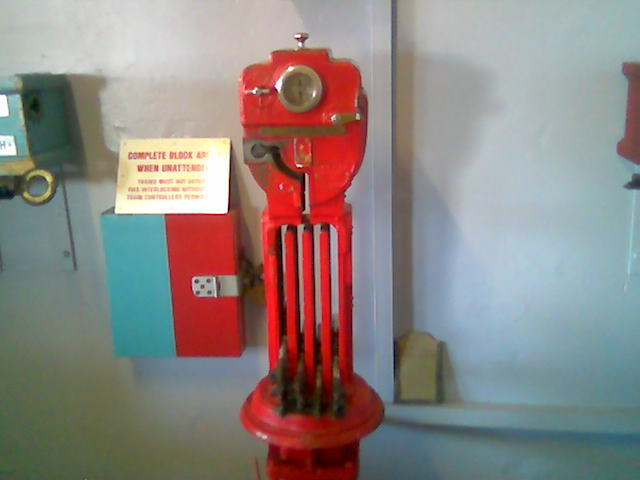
[276,65,323,113]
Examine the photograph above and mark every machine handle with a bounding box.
[294,32,309,49]
[330,112,361,125]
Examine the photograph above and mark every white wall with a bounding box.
[2,0,640,479]
[0,1,390,478]
[386,1,640,478]
[396,0,640,408]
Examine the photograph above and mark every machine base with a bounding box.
[241,374,384,450]
[267,443,359,480]
[242,374,382,480]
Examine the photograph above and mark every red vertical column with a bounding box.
[284,225,300,371]
[263,216,283,369]
[337,211,353,383]
[302,224,316,383]
[319,224,333,392]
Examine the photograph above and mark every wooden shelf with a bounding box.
[384,402,640,436]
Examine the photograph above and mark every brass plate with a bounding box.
[259,125,346,137]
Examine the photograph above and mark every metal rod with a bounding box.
[284,225,300,371]
[302,224,316,383]
[319,224,333,393]
[59,164,78,271]
[264,222,283,369]
[338,215,353,383]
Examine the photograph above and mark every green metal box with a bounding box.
[0,74,74,176]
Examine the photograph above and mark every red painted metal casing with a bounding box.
[239,36,383,480]
[618,63,640,164]
[166,210,244,357]
[240,48,368,218]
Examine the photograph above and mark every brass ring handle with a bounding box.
[20,168,57,205]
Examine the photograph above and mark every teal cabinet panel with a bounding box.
[101,211,176,356]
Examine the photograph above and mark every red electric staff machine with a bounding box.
[239,34,384,480]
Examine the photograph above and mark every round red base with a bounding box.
[240,374,384,450]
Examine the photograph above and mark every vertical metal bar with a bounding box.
[59,164,78,271]
[319,224,333,392]
[302,224,316,382]
[264,220,283,369]
[284,225,300,370]
[338,214,353,383]
[625,166,640,291]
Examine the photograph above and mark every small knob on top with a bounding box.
[294,32,309,49]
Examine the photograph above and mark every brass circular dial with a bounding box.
[20,168,57,205]
[275,65,323,113]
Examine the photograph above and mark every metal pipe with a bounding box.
[302,224,316,383]
[319,224,333,393]
[338,216,353,383]
[284,225,300,371]
[264,222,283,369]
